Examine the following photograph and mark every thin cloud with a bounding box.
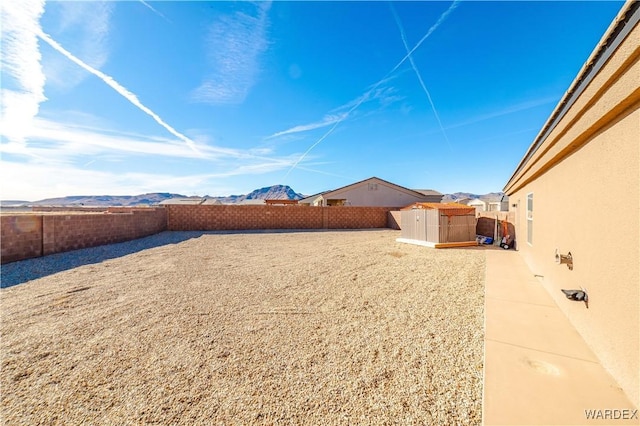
[390,3,452,150]
[0,0,47,145]
[267,113,348,139]
[446,95,559,130]
[1,120,302,200]
[270,80,402,141]
[1,118,205,163]
[36,30,200,154]
[0,160,226,201]
[0,117,292,165]
[192,1,271,104]
[284,0,460,177]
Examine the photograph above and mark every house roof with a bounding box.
[322,176,430,199]
[237,199,265,205]
[480,194,509,203]
[467,198,487,205]
[504,0,639,193]
[413,189,443,196]
[159,197,205,205]
[298,191,329,203]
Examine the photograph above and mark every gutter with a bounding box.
[503,0,640,194]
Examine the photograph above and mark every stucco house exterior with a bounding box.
[504,0,639,407]
[485,194,509,212]
[466,198,487,213]
[299,177,443,207]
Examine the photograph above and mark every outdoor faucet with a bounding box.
[555,249,573,270]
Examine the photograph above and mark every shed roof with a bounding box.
[401,202,475,213]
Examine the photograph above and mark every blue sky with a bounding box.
[1,1,624,200]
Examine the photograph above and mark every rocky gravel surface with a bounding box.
[1,230,485,424]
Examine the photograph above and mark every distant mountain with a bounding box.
[3,186,305,207]
[0,200,32,207]
[4,187,501,207]
[25,193,185,207]
[211,185,305,204]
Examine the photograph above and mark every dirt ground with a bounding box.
[1,230,485,424]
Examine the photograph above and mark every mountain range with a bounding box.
[1,186,503,207]
[1,185,305,207]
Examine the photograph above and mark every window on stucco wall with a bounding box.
[527,193,533,245]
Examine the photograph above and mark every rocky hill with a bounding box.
[14,193,184,207]
[2,186,305,207]
[213,185,304,204]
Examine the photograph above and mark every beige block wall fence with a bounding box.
[164,205,396,231]
[1,208,167,264]
[2,206,400,264]
[1,205,517,265]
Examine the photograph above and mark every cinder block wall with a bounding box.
[1,208,167,264]
[165,205,396,231]
[2,205,396,264]
[42,208,167,256]
[387,211,401,230]
[1,215,44,263]
[476,212,516,241]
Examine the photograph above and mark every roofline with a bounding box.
[504,0,639,193]
[323,176,429,198]
[298,191,330,202]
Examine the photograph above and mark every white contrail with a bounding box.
[139,1,171,23]
[36,30,200,154]
[284,0,459,177]
[390,3,452,150]
[283,88,373,178]
[388,0,460,77]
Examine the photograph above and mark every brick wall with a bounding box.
[32,206,108,213]
[165,205,397,231]
[1,208,167,264]
[1,215,44,264]
[388,211,401,230]
[476,211,516,242]
[2,205,398,264]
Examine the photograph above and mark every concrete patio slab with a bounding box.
[483,250,638,425]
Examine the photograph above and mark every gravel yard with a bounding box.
[1,230,485,424]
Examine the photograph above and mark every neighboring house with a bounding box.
[466,198,487,213]
[412,189,444,203]
[482,194,509,212]
[298,177,442,207]
[453,197,472,206]
[298,191,330,207]
[237,199,266,205]
[504,0,639,407]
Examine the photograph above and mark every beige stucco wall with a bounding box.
[505,13,640,406]
[327,179,426,207]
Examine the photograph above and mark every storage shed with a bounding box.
[396,203,478,248]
